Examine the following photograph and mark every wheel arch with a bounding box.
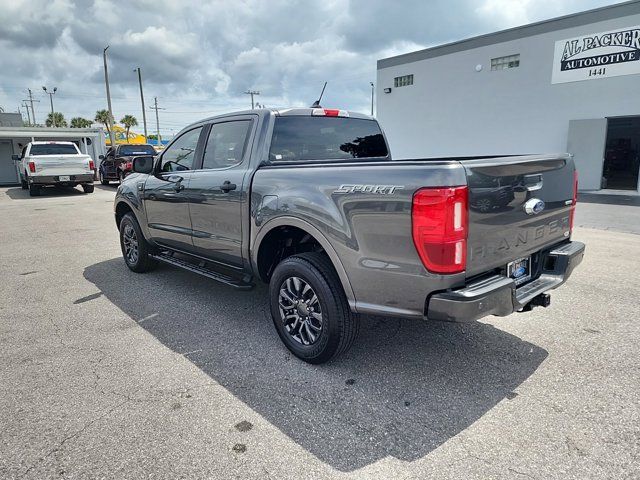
[252,217,356,307]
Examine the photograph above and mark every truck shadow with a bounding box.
[84,258,547,472]
[4,186,85,199]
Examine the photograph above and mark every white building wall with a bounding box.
[377,12,640,190]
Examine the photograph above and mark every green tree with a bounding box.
[70,117,92,128]
[95,109,113,138]
[147,134,158,140]
[120,114,138,141]
[45,112,67,128]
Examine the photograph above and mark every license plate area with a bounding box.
[507,256,532,286]
[58,175,71,182]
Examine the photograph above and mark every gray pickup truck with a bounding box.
[114,107,584,363]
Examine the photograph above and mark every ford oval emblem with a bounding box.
[524,198,545,215]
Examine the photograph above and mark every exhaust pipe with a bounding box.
[520,293,551,312]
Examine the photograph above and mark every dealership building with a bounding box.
[377,0,640,192]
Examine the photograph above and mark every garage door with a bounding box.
[0,141,18,184]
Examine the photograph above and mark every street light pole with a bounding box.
[135,67,148,139]
[370,82,374,116]
[42,86,57,126]
[103,46,116,146]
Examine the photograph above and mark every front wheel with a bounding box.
[99,170,109,185]
[119,213,156,273]
[269,252,359,364]
[21,174,28,190]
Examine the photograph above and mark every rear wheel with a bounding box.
[118,170,124,183]
[119,212,156,273]
[99,170,109,185]
[82,184,94,194]
[28,183,40,197]
[269,252,359,364]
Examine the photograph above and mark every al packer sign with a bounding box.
[552,26,640,84]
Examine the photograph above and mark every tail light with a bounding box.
[125,161,132,170]
[28,161,36,173]
[89,160,95,170]
[569,170,578,233]
[412,186,468,274]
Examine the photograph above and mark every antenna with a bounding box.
[310,82,327,108]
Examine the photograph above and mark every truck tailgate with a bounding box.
[460,154,575,277]
[31,155,92,177]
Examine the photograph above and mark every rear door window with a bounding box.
[269,117,389,162]
[202,120,252,170]
[29,144,79,156]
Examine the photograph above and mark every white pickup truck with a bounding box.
[15,141,95,196]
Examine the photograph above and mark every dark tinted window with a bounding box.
[269,117,388,162]
[160,127,202,172]
[29,144,79,156]
[202,121,251,169]
[120,145,156,156]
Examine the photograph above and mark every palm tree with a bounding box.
[95,109,113,138]
[120,115,138,141]
[45,112,67,128]
[70,117,92,128]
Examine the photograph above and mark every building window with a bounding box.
[394,74,414,87]
[491,54,520,71]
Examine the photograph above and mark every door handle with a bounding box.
[220,181,237,193]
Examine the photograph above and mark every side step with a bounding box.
[150,251,254,290]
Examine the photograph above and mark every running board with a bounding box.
[150,251,253,290]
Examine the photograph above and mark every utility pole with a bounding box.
[134,67,148,139]
[149,97,164,147]
[370,82,374,116]
[244,90,260,109]
[103,46,115,146]
[42,86,57,126]
[21,101,31,125]
[27,88,39,125]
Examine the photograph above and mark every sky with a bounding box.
[0,0,625,136]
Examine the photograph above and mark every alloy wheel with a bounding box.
[122,224,139,265]
[278,276,323,345]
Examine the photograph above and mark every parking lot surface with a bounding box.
[1,185,638,479]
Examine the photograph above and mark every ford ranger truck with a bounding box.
[113,108,585,364]
[16,141,95,196]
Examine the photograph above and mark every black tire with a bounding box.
[28,183,40,197]
[269,252,359,364]
[118,170,124,184]
[82,184,94,194]
[99,170,109,185]
[21,176,28,189]
[119,212,156,273]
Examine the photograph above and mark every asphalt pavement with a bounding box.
[0,184,638,479]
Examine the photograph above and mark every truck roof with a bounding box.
[30,141,76,145]
[197,107,375,125]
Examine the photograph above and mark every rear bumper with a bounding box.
[426,241,585,322]
[29,174,94,185]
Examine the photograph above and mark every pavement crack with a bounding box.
[508,467,537,479]
[18,398,129,479]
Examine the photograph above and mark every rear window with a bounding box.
[29,144,79,156]
[269,117,389,162]
[120,145,156,156]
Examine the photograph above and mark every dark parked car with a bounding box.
[98,144,157,184]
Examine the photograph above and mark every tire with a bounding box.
[269,252,359,364]
[99,170,109,185]
[28,183,40,197]
[119,212,156,273]
[21,174,28,190]
[82,184,94,194]
[118,170,124,183]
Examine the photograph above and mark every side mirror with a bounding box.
[11,154,20,161]
[132,155,155,174]
[98,154,105,160]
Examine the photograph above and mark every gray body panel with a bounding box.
[114,108,580,321]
